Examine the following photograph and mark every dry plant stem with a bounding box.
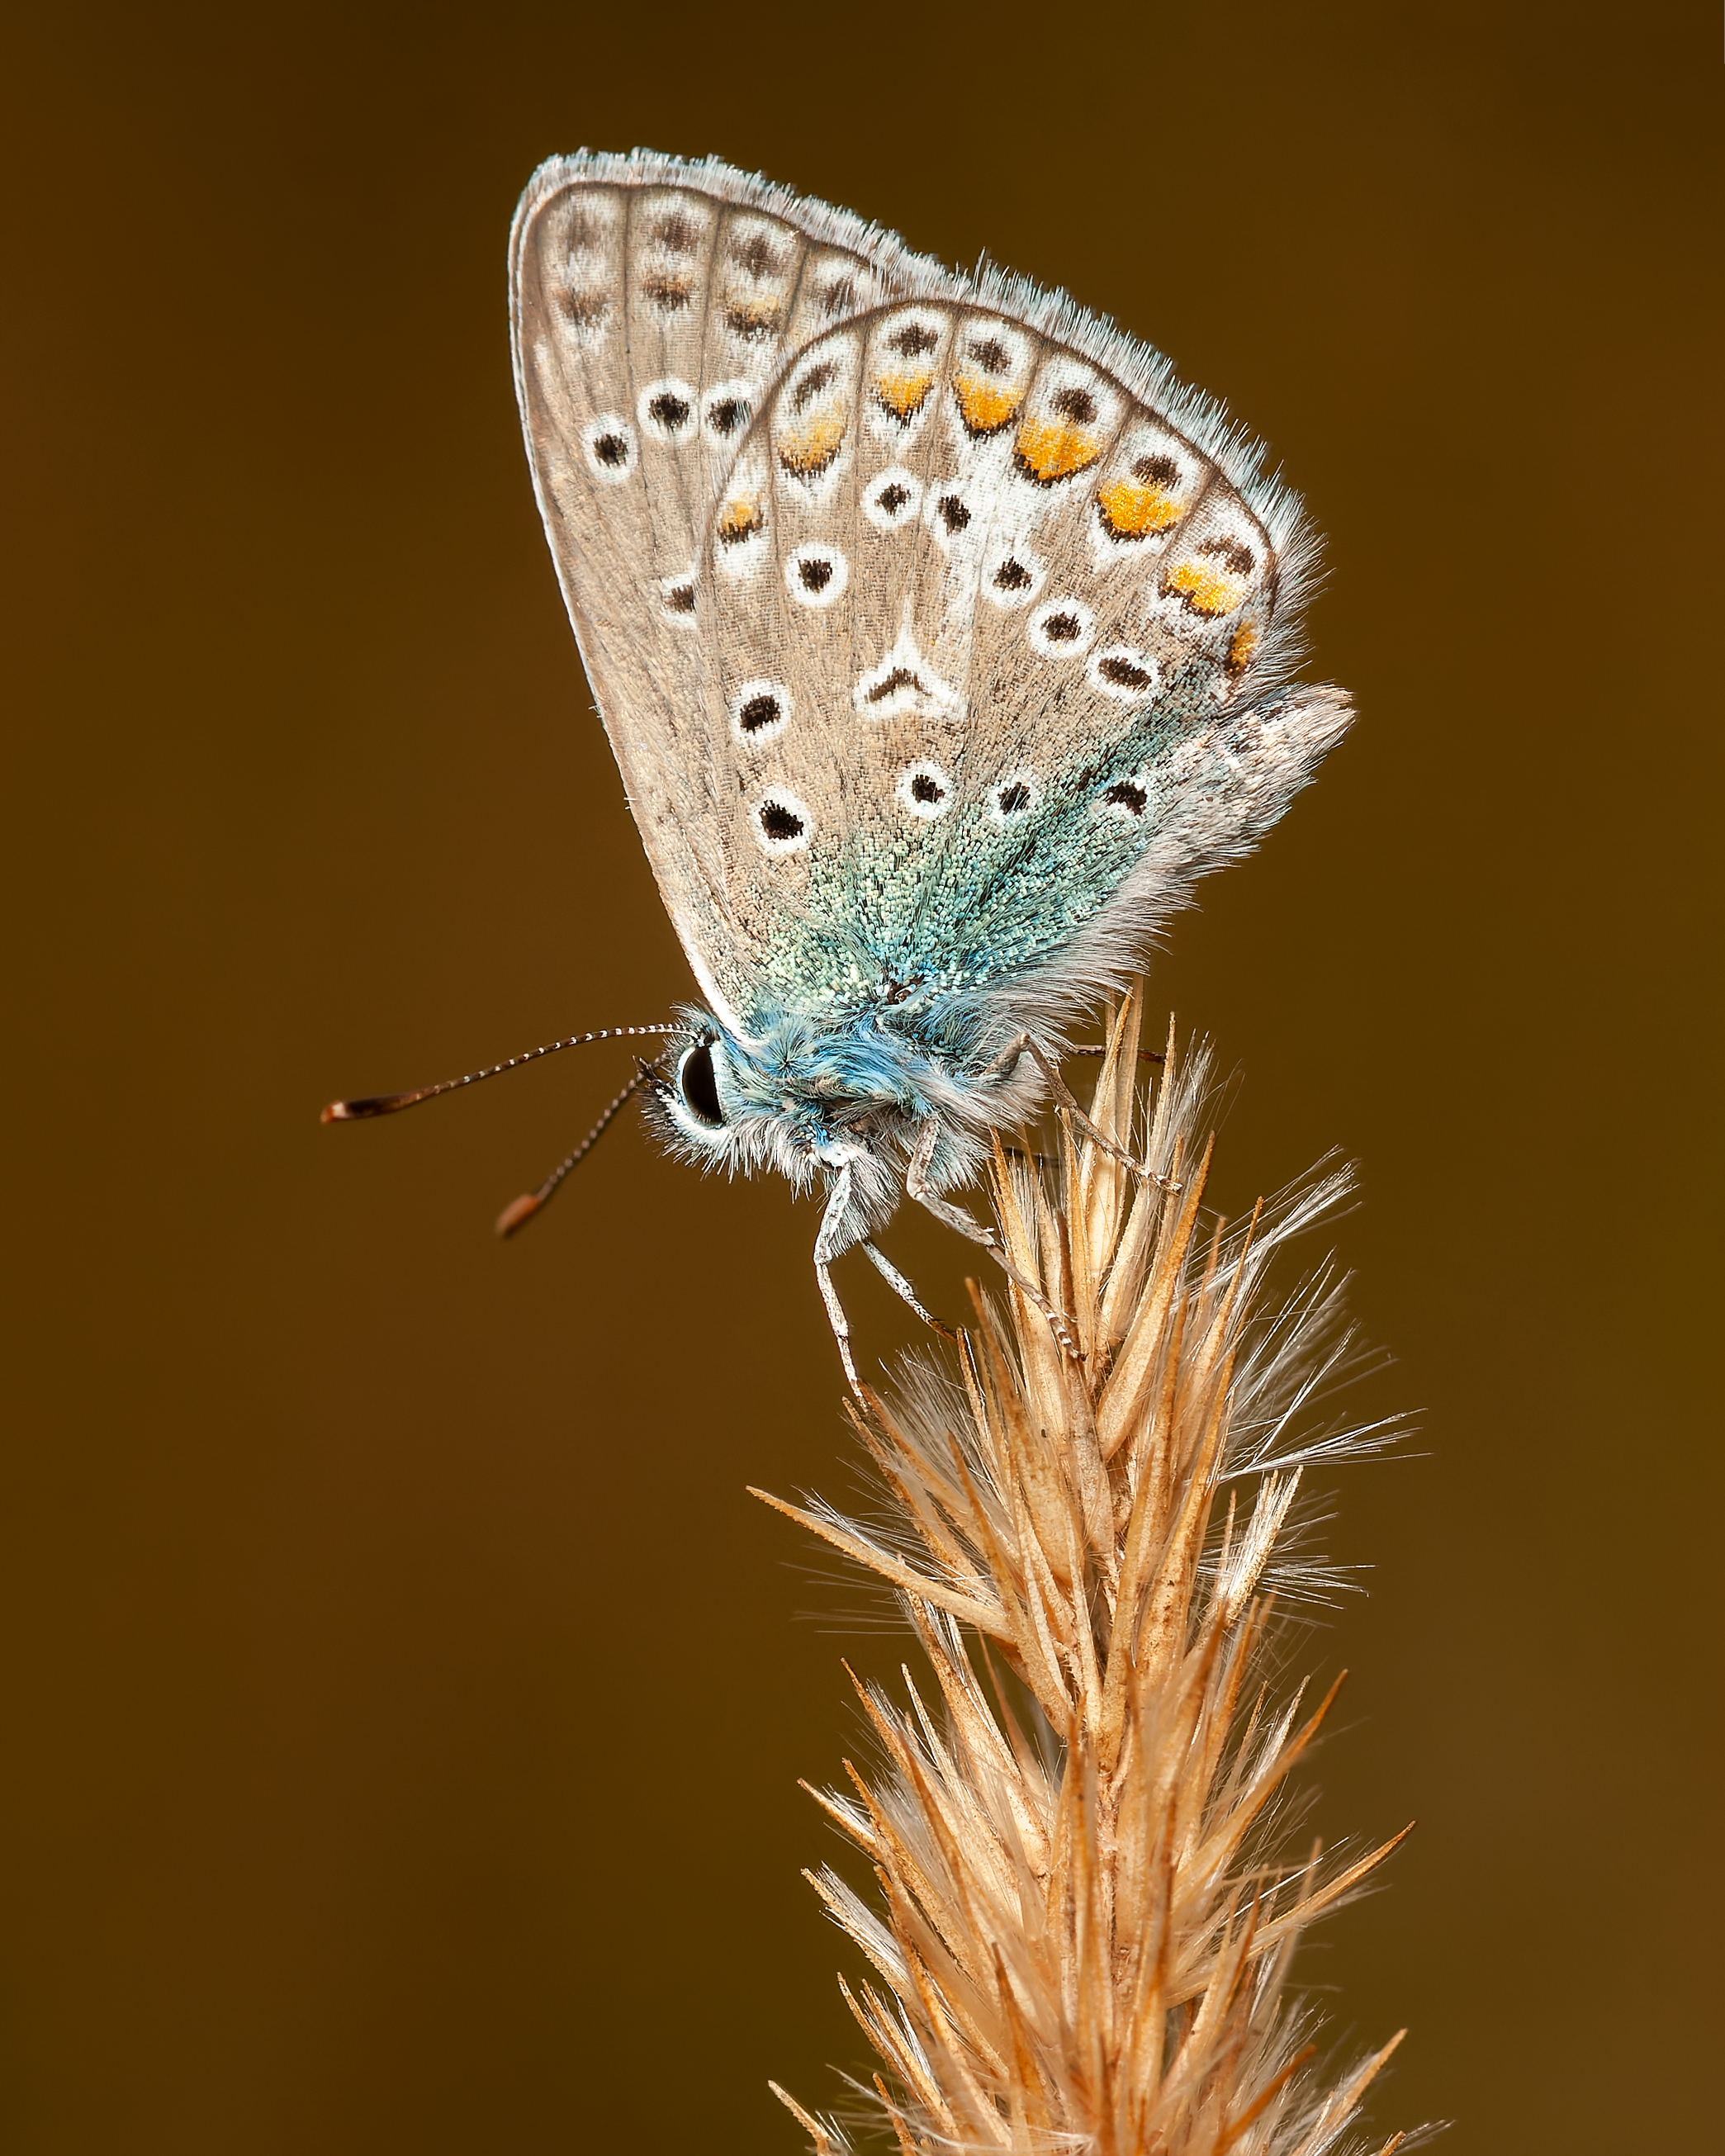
[756,988,1413,2156]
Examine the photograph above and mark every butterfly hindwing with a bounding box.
[699,294,1344,1033]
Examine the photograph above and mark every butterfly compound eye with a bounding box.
[677,1041,726,1129]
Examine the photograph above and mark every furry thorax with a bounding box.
[641,998,1050,1252]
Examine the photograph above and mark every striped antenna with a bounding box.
[494,1067,656,1238]
[320,1025,685,1122]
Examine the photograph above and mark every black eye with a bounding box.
[678,1041,726,1129]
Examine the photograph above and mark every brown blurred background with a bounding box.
[2,2,1718,2149]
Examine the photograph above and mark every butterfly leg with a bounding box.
[814,1166,863,1396]
[906,1121,1083,1362]
[982,1034,1180,1193]
[861,1239,959,1343]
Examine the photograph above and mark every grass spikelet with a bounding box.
[756,988,1419,2156]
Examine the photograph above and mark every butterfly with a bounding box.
[327,149,1351,1385]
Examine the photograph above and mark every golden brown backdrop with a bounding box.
[3,2,1718,2149]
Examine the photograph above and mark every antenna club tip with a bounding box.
[495,1192,542,1239]
[323,1093,405,1121]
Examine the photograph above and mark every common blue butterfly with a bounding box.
[328,151,1350,1383]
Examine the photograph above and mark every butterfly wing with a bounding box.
[509,151,954,1035]
[695,287,1351,1040]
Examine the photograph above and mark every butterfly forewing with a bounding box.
[509,153,948,1032]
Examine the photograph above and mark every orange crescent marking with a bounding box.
[954,376,1023,434]
[1097,476,1183,538]
[1225,621,1262,674]
[1163,559,1248,618]
[777,414,847,476]
[874,368,936,419]
[718,495,763,540]
[1015,415,1101,482]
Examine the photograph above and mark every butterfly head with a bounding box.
[642,1003,1036,1249]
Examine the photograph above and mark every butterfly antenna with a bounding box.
[320,1025,685,1122]
[495,1066,654,1238]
